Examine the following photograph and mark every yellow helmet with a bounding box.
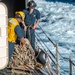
[15,11,25,21]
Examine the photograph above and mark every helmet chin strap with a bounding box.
[17,18,22,23]
[20,19,22,23]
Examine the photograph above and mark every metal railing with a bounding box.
[35,25,75,75]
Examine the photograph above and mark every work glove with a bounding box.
[33,25,36,30]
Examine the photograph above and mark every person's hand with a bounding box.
[21,21,26,31]
[33,25,36,30]
[20,43,26,48]
[24,26,27,31]
[21,21,25,25]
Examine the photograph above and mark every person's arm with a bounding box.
[33,19,40,30]
[22,10,27,31]
[15,25,25,47]
[33,10,40,30]
[21,21,27,31]
[20,37,25,47]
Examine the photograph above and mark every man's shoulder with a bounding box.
[34,9,40,19]
[34,9,39,12]
[23,9,27,12]
[9,18,19,25]
[34,9,40,14]
[15,25,21,32]
[23,8,29,13]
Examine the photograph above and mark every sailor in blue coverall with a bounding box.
[23,1,40,51]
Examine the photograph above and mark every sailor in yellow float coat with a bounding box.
[8,11,26,60]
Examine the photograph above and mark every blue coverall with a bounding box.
[23,8,40,50]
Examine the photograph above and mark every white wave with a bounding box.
[35,0,75,74]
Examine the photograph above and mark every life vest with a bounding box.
[8,18,19,42]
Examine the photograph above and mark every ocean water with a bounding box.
[35,0,75,74]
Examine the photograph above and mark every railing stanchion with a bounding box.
[69,58,72,75]
[35,26,75,75]
[56,43,60,75]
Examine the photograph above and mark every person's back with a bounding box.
[8,11,26,61]
[8,18,19,42]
